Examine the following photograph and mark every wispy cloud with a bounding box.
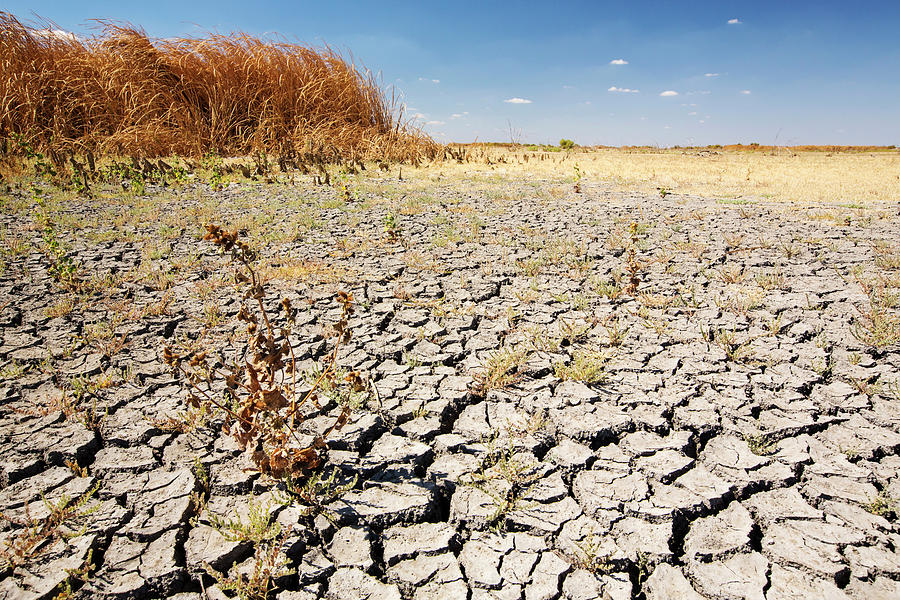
[32,28,80,42]
[739,90,752,94]
[660,90,679,97]
[609,59,628,65]
[426,120,445,125]
[608,86,639,93]
[418,77,440,84]
[504,97,532,104]
[728,18,742,24]
[450,112,469,119]
[704,73,719,77]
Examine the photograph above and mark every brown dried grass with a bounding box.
[0,12,438,161]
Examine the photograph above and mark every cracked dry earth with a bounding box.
[2,175,900,600]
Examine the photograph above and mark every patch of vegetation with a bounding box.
[865,492,897,520]
[573,532,613,574]
[471,347,528,398]
[555,349,609,384]
[743,433,776,456]
[34,202,79,289]
[0,483,99,570]
[205,499,292,600]
[852,279,900,350]
[463,443,541,532]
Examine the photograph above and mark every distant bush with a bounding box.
[559,139,576,150]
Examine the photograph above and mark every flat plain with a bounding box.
[2,147,900,599]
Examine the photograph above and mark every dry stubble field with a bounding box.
[2,148,900,599]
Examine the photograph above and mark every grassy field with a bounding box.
[423,146,900,207]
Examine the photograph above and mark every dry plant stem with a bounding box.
[284,334,342,422]
[164,224,361,478]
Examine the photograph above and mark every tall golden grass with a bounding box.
[0,12,438,160]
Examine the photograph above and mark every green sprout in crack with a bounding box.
[572,531,614,575]
[554,349,609,384]
[463,441,541,532]
[865,493,897,520]
[275,467,357,524]
[743,433,776,456]
[207,498,280,545]
[470,346,528,398]
[0,484,99,570]
[205,497,294,600]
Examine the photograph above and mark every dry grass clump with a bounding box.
[0,12,438,161]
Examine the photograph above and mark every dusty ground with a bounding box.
[1,158,900,599]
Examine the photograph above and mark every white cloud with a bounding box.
[418,77,440,84]
[660,90,679,97]
[664,125,671,129]
[608,86,639,93]
[426,120,445,125]
[32,28,80,42]
[504,97,532,104]
[450,113,465,119]
[704,73,720,77]
[562,84,576,89]
[609,59,629,65]
[688,111,697,115]
[739,90,752,94]
[412,113,426,120]
[728,18,742,24]
[699,119,705,124]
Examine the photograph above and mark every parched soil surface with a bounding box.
[2,174,900,599]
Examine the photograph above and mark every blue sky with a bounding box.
[7,1,899,146]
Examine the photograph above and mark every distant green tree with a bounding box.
[559,138,575,150]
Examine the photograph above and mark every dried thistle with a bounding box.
[165,224,370,482]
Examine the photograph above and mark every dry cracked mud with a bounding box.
[1,172,899,599]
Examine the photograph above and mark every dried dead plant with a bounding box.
[623,222,648,295]
[163,224,370,480]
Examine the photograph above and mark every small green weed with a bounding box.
[0,484,99,569]
[554,349,609,384]
[865,493,896,520]
[743,433,776,456]
[471,347,528,397]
